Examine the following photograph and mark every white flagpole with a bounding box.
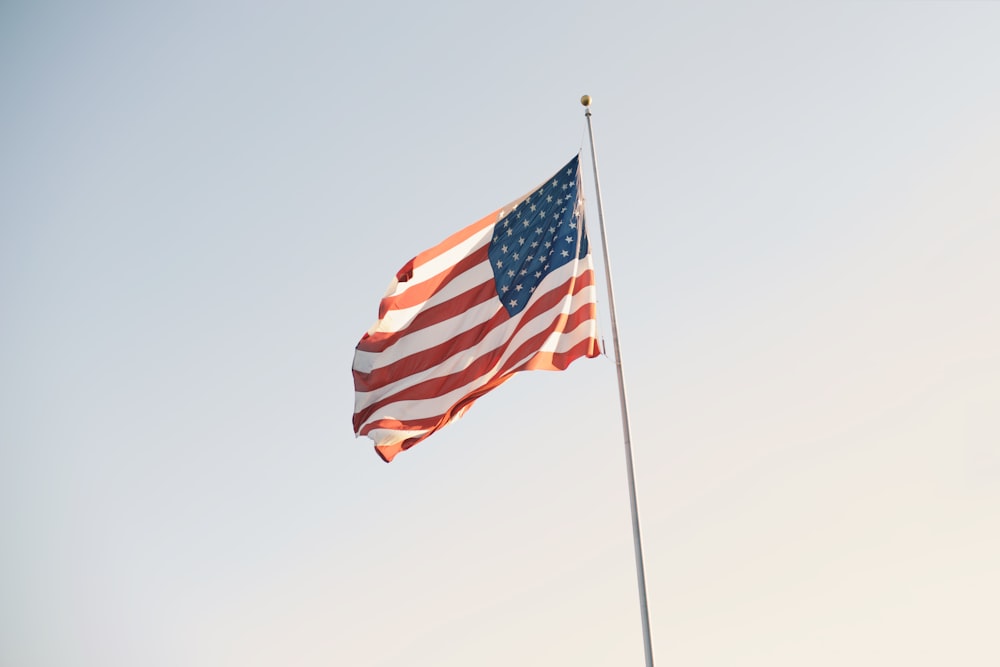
[581,94,655,667]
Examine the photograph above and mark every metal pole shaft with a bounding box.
[583,99,654,667]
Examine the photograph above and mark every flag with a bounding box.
[352,154,600,462]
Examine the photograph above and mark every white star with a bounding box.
[515,284,523,291]
[501,285,509,293]
[507,269,515,278]
[539,211,546,219]
[534,271,542,278]
[495,260,503,268]
[513,253,520,261]
[501,244,508,253]
[565,236,574,244]
[530,204,537,212]
[507,228,513,236]
[546,195,553,203]
[509,299,518,307]
[561,249,570,257]
[569,222,576,229]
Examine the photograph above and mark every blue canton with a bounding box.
[488,155,589,316]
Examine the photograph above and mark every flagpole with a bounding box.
[581,94,655,667]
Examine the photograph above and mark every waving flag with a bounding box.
[352,155,600,462]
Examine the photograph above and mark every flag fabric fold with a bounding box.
[352,154,600,462]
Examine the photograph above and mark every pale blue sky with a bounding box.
[2,2,999,666]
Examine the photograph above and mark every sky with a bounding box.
[2,1,999,666]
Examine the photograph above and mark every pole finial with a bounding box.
[580,94,592,107]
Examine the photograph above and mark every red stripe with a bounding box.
[364,363,525,461]
[360,305,598,431]
[518,332,601,371]
[353,270,594,422]
[360,267,596,383]
[378,245,491,316]
[363,333,600,463]
[375,443,403,463]
[357,277,498,355]
[493,301,598,377]
[355,302,509,392]
[352,270,596,431]
[407,209,498,268]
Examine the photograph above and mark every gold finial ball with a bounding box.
[580,94,592,107]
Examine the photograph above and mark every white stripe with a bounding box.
[356,260,591,389]
[354,282,598,422]
[537,305,599,354]
[356,255,588,376]
[359,315,599,430]
[368,261,495,338]
[364,427,432,448]
[388,226,492,299]
[354,296,503,375]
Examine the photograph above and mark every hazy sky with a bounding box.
[2,2,998,666]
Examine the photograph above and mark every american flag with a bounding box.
[352,155,600,462]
